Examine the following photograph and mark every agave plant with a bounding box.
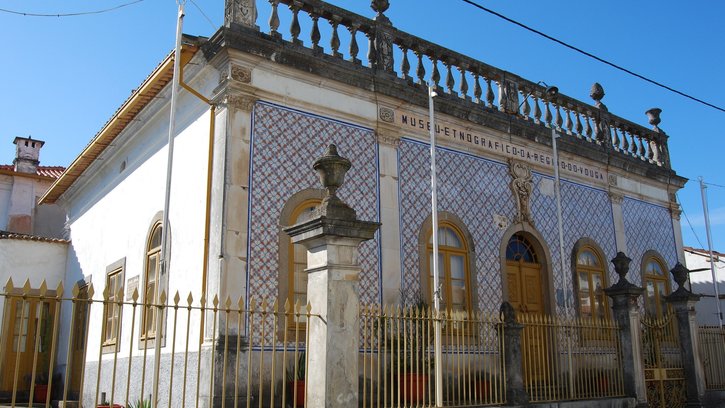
[128,399,152,408]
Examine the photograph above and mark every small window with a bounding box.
[103,267,124,347]
[142,223,162,339]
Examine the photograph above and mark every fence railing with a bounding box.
[698,325,725,390]
[516,313,625,403]
[242,0,670,168]
[0,278,313,408]
[359,305,506,407]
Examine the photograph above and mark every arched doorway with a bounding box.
[505,233,545,315]
[505,232,548,382]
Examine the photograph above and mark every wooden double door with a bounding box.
[0,287,86,399]
[0,296,55,393]
[506,258,549,382]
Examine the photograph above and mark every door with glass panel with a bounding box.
[1,296,56,393]
[505,233,547,382]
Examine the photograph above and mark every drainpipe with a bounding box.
[154,1,185,406]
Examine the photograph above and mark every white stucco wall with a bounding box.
[0,238,68,332]
[58,59,221,363]
[685,248,725,326]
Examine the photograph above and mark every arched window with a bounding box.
[427,223,472,313]
[643,255,670,318]
[287,199,321,311]
[574,246,609,321]
[142,222,162,338]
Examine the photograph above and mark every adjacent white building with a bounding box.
[685,246,725,326]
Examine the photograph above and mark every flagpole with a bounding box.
[700,177,723,326]
[428,85,443,407]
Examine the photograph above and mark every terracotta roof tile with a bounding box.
[0,164,65,179]
[0,230,69,244]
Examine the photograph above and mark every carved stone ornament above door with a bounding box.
[508,159,533,225]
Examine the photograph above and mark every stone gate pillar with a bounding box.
[500,302,528,405]
[284,145,380,408]
[666,263,705,408]
[604,252,648,407]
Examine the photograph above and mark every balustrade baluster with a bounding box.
[565,108,573,134]
[575,111,583,136]
[533,97,541,124]
[400,47,411,81]
[458,67,468,99]
[415,50,425,85]
[544,101,553,127]
[268,0,281,39]
[310,14,321,52]
[348,24,360,64]
[637,135,646,160]
[431,58,441,90]
[629,131,638,155]
[473,74,482,104]
[647,139,656,162]
[289,3,302,45]
[366,32,376,67]
[612,126,620,149]
[584,116,593,140]
[555,105,563,129]
[485,77,495,108]
[330,18,342,58]
[445,62,455,95]
[522,94,530,119]
[621,128,630,152]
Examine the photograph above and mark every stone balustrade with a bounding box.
[235,0,671,169]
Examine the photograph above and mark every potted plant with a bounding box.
[471,371,500,403]
[127,398,151,408]
[286,351,306,407]
[97,391,125,407]
[390,290,432,404]
[33,372,49,404]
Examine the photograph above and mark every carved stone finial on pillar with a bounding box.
[590,82,608,111]
[224,0,258,28]
[667,262,700,302]
[604,252,647,404]
[284,145,380,408]
[500,302,528,405]
[369,0,394,73]
[610,252,637,290]
[645,108,663,132]
[310,144,357,221]
[371,0,391,24]
[665,263,705,406]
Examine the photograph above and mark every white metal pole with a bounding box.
[700,177,723,326]
[552,126,574,397]
[154,1,185,406]
[428,85,443,408]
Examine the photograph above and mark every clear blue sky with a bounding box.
[2,0,724,255]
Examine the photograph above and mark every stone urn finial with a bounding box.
[313,144,351,198]
[646,108,662,132]
[311,144,357,220]
[590,82,608,111]
[611,251,632,285]
[670,262,689,291]
[371,0,391,23]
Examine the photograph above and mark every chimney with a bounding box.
[13,136,44,174]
